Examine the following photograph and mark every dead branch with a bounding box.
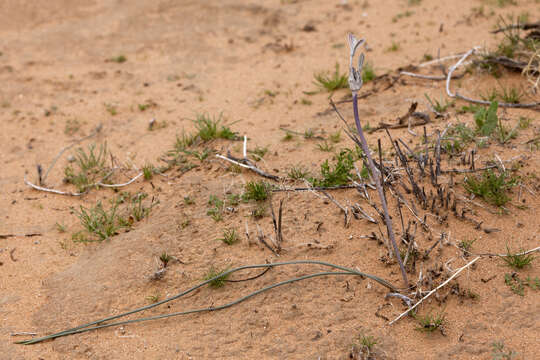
[24,177,86,196]
[400,71,463,81]
[490,21,540,34]
[216,154,279,181]
[389,256,480,325]
[446,48,540,109]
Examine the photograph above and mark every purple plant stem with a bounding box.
[352,92,409,287]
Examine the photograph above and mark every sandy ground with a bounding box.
[1,0,539,359]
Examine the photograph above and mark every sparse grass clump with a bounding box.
[282,131,294,141]
[505,273,540,296]
[174,131,197,151]
[498,86,522,104]
[304,128,315,139]
[64,144,109,192]
[317,140,334,152]
[459,238,477,252]
[159,252,172,267]
[218,228,238,245]
[251,204,267,219]
[311,149,357,187]
[74,201,123,241]
[474,100,498,136]
[288,165,310,180]
[471,101,518,143]
[55,222,67,233]
[504,273,525,296]
[109,55,127,63]
[443,123,475,154]
[127,192,156,222]
[313,63,348,92]
[387,41,400,52]
[491,341,517,360]
[64,119,81,136]
[248,146,268,161]
[464,169,517,206]
[242,181,269,201]
[350,334,378,359]
[194,113,237,141]
[183,148,212,161]
[502,247,535,269]
[203,266,230,288]
[207,195,224,221]
[105,103,118,116]
[226,193,241,206]
[362,62,376,83]
[425,94,454,113]
[329,130,341,143]
[414,311,445,333]
[518,117,531,129]
[495,117,518,144]
[142,163,154,180]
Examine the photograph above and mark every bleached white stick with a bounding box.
[24,177,85,196]
[446,47,479,98]
[388,256,480,325]
[419,54,466,68]
[97,172,143,187]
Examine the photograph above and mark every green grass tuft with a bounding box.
[425,94,454,113]
[414,311,445,333]
[64,144,109,192]
[443,123,475,154]
[503,247,535,269]
[207,195,224,221]
[317,140,334,152]
[243,181,269,201]
[313,63,348,92]
[203,266,230,288]
[464,169,516,206]
[74,201,123,241]
[159,252,172,267]
[474,101,498,136]
[288,165,310,180]
[311,149,357,187]
[110,55,127,63]
[142,163,154,180]
[218,228,238,245]
[362,62,376,83]
[194,113,237,141]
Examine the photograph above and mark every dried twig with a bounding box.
[446,48,540,109]
[24,177,86,196]
[256,224,279,256]
[24,171,143,195]
[400,71,463,81]
[389,256,480,325]
[269,198,284,252]
[96,172,143,188]
[216,154,279,181]
[0,232,42,239]
[272,184,364,192]
[320,190,351,228]
[490,21,540,33]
